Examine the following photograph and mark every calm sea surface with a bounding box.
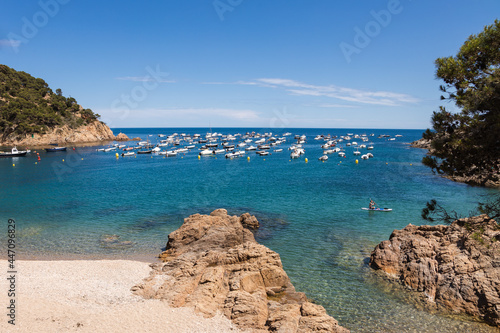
[1,128,498,332]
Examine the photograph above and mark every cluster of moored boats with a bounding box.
[93,131,401,161]
[0,131,402,162]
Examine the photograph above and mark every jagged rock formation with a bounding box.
[133,209,348,332]
[370,215,500,326]
[410,138,431,149]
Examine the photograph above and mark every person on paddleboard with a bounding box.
[369,199,376,209]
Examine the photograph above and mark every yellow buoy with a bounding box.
[81,158,83,160]
[305,158,308,163]
[12,164,15,167]
[247,156,250,161]
[62,159,65,162]
[198,155,201,160]
[115,153,119,157]
[355,159,358,164]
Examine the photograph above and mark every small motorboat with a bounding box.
[199,149,213,156]
[137,150,152,154]
[45,147,67,152]
[121,152,136,157]
[256,151,269,156]
[319,155,328,161]
[166,151,177,157]
[0,147,27,157]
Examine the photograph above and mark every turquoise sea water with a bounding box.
[1,128,498,332]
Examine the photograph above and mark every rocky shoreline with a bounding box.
[0,120,130,147]
[133,209,349,332]
[370,215,500,327]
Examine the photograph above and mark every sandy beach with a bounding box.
[0,260,242,333]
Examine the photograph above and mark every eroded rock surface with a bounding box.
[133,209,348,332]
[370,215,500,326]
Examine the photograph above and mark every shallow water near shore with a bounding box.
[1,127,498,332]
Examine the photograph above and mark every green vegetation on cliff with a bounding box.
[0,64,100,141]
[422,20,500,185]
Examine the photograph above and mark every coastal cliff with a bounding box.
[0,64,129,146]
[133,209,349,332]
[0,120,129,146]
[370,215,500,326]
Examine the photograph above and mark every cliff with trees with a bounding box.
[0,64,122,146]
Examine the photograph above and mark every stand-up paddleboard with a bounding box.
[361,207,392,212]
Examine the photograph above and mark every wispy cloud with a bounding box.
[115,76,175,83]
[159,107,261,121]
[225,78,419,106]
[0,39,21,49]
[317,104,359,108]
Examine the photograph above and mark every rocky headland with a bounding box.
[370,215,500,326]
[132,209,349,332]
[0,120,130,146]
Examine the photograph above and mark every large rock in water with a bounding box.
[370,215,500,326]
[133,209,349,332]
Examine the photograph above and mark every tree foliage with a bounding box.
[422,20,500,183]
[422,195,500,224]
[0,64,100,141]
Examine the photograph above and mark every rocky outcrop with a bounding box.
[370,215,500,326]
[410,138,432,149]
[114,132,130,141]
[133,209,348,332]
[0,120,124,146]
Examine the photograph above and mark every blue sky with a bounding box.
[1,1,499,129]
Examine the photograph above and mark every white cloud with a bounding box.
[236,78,419,106]
[318,104,359,108]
